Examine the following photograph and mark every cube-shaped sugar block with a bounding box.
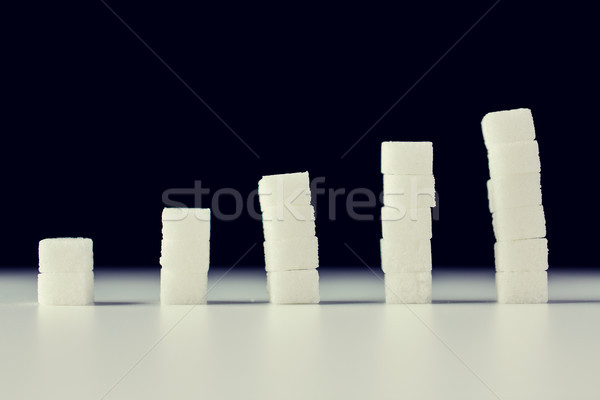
[38,238,93,273]
[492,205,546,241]
[494,238,548,272]
[381,141,433,175]
[38,272,94,306]
[258,172,311,211]
[486,180,495,214]
[496,271,548,304]
[380,239,432,273]
[262,204,316,241]
[487,141,541,178]
[264,237,319,272]
[160,240,210,271]
[384,272,432,304]
[162,208,210,242]
[383,175,436,208]
[381,207,432,240]
[160,269,208,305]
[488,173,542,212]
[481,108,536,146]
[266,270,320,304]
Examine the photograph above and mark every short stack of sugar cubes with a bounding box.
[482,108,549,303]
[258,172,320,304]
[38,238,94,305]
[380,142,435,303]
[160,208,211,305]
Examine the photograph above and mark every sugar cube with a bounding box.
[38,238,93,273]
[264,237,319,272]
[160,240,210,271]
[162,208,210,242]
[267,270,320,304]
[384,272,432,304]
[38,272,94,306]
[262,204,316,241]
[383,174,436,208]
[380,239,432,273]
[258,172,311,211]
[496,271,548,304]
[481,108,536,145]
[494,238,548,272]
[492,205,546,241]
[488,173,542,212]
[160,269,208,305]
[381,206,432,240]
[381,141,433,175]
[487,141,541,178]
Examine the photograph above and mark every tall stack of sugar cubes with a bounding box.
[481,108,549,303]
[258,172,320,304]
[38,238,94,305]
[160,208,211,305]
[380,142,436,304]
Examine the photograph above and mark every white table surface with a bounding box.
[1,267,599,400]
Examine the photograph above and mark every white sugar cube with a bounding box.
[384,272,432,304]
[266,270,320,304]
[487,141,541,178]
[492,205,546,241]
[38,238,93,273]
[496,271,548,304]
[258,172,311,210]
[486,180,496,213]
[380,239,432,273]
[381,207,432,240]
[494,238,548,272]
[264,237,319,272]
[383,175,436,208]
[381,141,433,175]
[160,269,208,305]
[488,173,542,212]
[162,208,210,242]
[262,204,316,241]
[38,272,94,306]
[160,240,210,272]
[481,108,536,145]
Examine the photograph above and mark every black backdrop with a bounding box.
[2,1,598,268]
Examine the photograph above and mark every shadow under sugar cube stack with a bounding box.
[258,172,319,304]
[38,238,94,305]
[160,208,211,305]
[380,142,435,304]
[482,108,549,303]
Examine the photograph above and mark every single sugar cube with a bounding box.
[267,270,320,304]
[381,141,433,175]
[487,141,541,179]
[487,180,496,214]
[496,271,548,304]
[494,238,549,272]
[38,238,93,273]
[38,272,94,306]
[383,174,436,208]
[160,240,210,272]
[258,172,312,211]
[160,269,208,305]
[481,108,536,146]
[262,204,316,241]
[264,237,319,272]
[489,173,542,212]
[162,208,210,242]
[384,272,432,304]
[492,205,546,241]
[380,239,432,273]
[381,207,432,240]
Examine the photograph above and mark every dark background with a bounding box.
[2,1,597,269]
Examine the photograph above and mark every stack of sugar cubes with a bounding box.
[160,208,211,305]
[258,172,319,304]
[38,237,94,305]
[380,142,435,304]
[482,108,548,303]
